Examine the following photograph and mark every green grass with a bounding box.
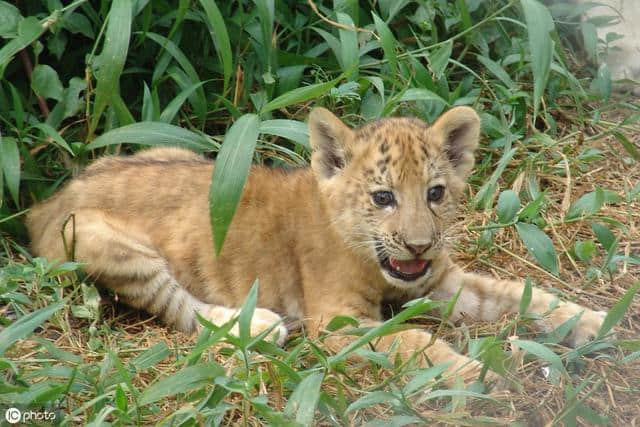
[1,0,639,425]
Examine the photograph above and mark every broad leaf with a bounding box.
[515,222,558,275]
[210,114,261,254]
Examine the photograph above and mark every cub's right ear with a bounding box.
[309,108,355,179]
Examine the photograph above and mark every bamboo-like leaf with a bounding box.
[372,12,397,74]
[337,12,358,78]
[159,80,208,123]
[519,278,533,315]
[260,119,309,149]
[90,0,132,133]
[210,114,261,254]
[139,362,225,406]
[31,123,74,155]
[284,372,325,425]
[86,122,212,152]
[598,282,639,338]
[511,338,565,374]
[144,32,207,124]
[521,0,555,119]
[198,0,232,92]
[260,77,341,114]
[0,17,44,75]
[0,302,64,356]
[0,136,20,206]
[238,281,258,346]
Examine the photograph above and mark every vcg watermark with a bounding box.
[5,407,56,424]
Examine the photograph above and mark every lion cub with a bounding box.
[27,107,606,384]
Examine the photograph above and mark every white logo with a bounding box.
[5,407,21,424]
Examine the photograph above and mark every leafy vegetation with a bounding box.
[1,0,639,425]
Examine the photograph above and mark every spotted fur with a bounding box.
[26,107,606,385]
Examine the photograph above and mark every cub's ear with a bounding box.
[309,107,355,179]
[430,106,481,179]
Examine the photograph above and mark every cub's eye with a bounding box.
[427,185,445,202]
[371,191,395,207]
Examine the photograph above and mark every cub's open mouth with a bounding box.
[380,257,431,281]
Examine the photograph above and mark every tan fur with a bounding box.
[26,108,606,385]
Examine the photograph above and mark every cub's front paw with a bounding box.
[447,355,501,387]
[202,306,289,346]
[244,308,289,346]
[567,309,607,347]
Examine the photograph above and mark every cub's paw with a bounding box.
[202,306,289,346]
[243,308,289,346]
[446,355,500,388]
[567,309,607,347]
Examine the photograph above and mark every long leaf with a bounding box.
[372,12,397,74]
[0,302,64,356]
[210,114,261,254]
[86,122,213,152]
[284,372,325,425]
[260,77,341,115]
[144,32,207,124]
[0,17,44,75]
[259,119,309,149]
[598,282,639,338]
[511,338,566,374]
[0,136,20,206]
[521,0,555,120]
[198,0,232,92]
[159,80,208,123]
[337,12,358,78]
[90,0,132,133]
[139,362,225,406]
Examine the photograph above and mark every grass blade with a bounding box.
[520,0,555,120]
[260,77,341,115]
[0,136,20,206]
[159,80,208,123]
[259,119,309,149]
[0,17,44,75]
[210,114,261,254]
[0,302,64,356]
[598,282,639,338]
[337,12,358,78]
[89,0,132,134]
[372,12,397,74]
[198,0,232,93]
[238,281,258,346]
[31,123,74,155]
[144,32,207,125]
[139,362,225,406]
[86,122,213,152]
[511,338,566,374]
[284,371,325,425]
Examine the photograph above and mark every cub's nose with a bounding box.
[404,241,431,256]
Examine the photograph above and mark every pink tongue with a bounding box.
[389,258,427,274]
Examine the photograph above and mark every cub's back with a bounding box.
[27,147,213,260]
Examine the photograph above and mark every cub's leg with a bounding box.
[431,265,606,346]
[307,301,497,386]
[48,209,287,343]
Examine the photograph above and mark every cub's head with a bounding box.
[309,107,480,289]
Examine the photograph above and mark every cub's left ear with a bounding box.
[308,107,355,180]
[430,106,481,178]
